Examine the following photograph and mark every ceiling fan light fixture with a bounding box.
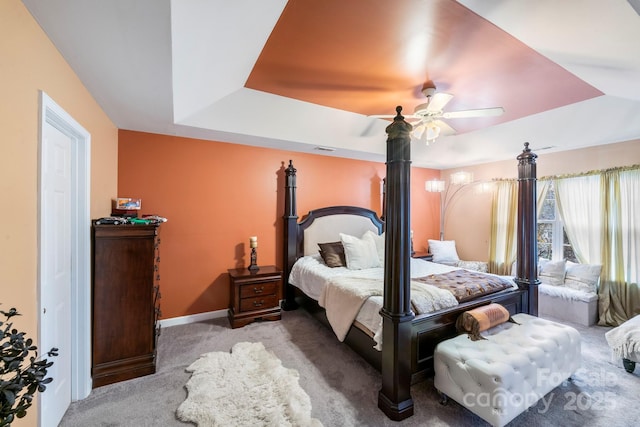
[425,122,440,145]
[413,124,425,140]
[411,121,440,145]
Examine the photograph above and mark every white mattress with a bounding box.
[289,254,458,299]
[289,255,460,338]
[290,255,519,345]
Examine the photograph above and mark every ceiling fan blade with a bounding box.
[442,107,504,119]
[433,119,456,136]
[370,114,421,120]
[426,93,454,112]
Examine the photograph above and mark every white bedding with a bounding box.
[289,254,459,300]
[288,255,469,349]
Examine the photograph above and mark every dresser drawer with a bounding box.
[240,281,278,299]
[240,294,279,312]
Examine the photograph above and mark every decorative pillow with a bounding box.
[538,258,566,286]
[455,303,517,341]
[427,239,460,264]
[317,242,346,268]
[363,230,385,265]
[456,260,488,273]
[564,261,602,293]
[339,232,381,270]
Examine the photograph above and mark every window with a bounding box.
[537,183,577,262]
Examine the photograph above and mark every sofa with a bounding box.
[535,259,602,326]
[427,240,600,326]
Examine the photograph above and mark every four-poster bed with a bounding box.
[281,107,539,421]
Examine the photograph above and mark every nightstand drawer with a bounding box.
[240,281,278,299]
[240,294,279,312]
[228,265,283,328]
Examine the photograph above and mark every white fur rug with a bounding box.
[176,341,323,427]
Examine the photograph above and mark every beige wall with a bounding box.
[1,0,638,423]
[443,140,640,261]
[0,2,117,425]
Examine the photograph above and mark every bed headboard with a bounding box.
[299,207,384,257]
[281,161,384,308]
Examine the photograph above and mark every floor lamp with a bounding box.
[425,171,475,240]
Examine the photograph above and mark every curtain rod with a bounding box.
[480,164,639,183]
[539,164,640,181]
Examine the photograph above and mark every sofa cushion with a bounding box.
[539,283,598,302]
[564,261,601,293]
[539,258,566,286]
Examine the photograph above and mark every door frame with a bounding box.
[38,91,92,413]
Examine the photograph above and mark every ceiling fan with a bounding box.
[371,83,505,144]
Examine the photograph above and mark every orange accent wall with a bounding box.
[118,130,441,318]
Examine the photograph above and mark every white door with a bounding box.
[40,122,73,426]
[39,92,92,426]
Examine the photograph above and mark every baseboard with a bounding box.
[158,309,228,328]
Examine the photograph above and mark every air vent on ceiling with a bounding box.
[314,146,336,152]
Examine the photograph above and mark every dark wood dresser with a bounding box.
[228,265,282,328]
[91,222,161,387]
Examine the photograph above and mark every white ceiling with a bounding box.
[23,0,640,169]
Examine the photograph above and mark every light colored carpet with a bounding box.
[176,341,322,427]
[59,309,640,426]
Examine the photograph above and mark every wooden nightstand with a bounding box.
[228,265,282,328]
[412,251,433,261]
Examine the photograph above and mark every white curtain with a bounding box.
[489,180,549,275]
[555,167,639,325]
[489,180,517,275]
[537,180,550,217]
[554,175,603,264]
[619,168,639,285]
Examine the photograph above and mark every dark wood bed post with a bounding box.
[282,160,299,311]
[514,142,540,315]
[378,106,415,420]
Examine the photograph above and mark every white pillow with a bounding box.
[428,239,460,264]
[538,259,566,286]
[564,261,602,293]
[339,232,381,270]
[363,230,385,265]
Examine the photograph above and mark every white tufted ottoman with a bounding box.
[434,313,581,427]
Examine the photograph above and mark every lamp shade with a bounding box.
[450,171,474,185]
[425,179,445,192]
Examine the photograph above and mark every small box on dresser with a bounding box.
[228,266,282,328]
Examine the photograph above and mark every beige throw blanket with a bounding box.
[318,276,458,341]
[605,315,640,361]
